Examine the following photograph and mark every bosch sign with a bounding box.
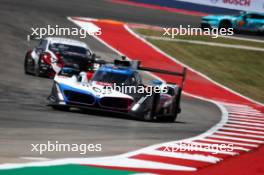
[223,0,251,6]
[175,0,263,13]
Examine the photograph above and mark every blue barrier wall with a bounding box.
[129,0,242,14]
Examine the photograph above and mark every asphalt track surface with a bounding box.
[0,0,221,163]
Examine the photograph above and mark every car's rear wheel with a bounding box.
[219,20,232,30]
[166,87,182,122]
[257,31,264,36]
[35,64,40,76]
[24,56,30,74]
[201,23,211,30]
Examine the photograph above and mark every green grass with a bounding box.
[136,29,264,103]
[0,164,137,175]
[137,28,264,48]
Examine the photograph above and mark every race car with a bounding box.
[24,37,94,78]
[48,58,186,122]
[201,12,264,34]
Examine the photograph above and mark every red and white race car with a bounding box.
[24,37,96,78]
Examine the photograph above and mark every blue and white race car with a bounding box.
[201,12,264,33]
[48,58,186,122]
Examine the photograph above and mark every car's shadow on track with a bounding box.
[47,106,187,124]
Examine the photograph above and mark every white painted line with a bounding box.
[220,102,251,107]
[224,102,254,109]
[230,112,263,115]
[229,117,264,124]
[141,35,264,52]
[209,135,264,144]
[144,150,221,163]
[228,120,264,127]
[229,111,262,115]
[227,109,260,113]
[226,106,254,109]
[225,124,264,131]
[226,106,259,110]
[219,35,264,44]
[86,158,197,171]
[229,110,263,114]
[216,131,264,139]
[220,127,264,135]
[117,101,229,159]
[225,106,260,112]
[229,112,263,117]
[229,114,264,121]
[20,157,50,161]
[200,138,259,147]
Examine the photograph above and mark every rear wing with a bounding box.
[118,58,187,88]
[139,66,187,88]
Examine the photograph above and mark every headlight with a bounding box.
[131,103,140,111]
[56,84,64,101]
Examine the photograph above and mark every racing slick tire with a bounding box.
[24,56,30,75]
[142,92,160,121]
[219,20,232,30]
[165,87,182,122]
[51,105,70,111]
[24,54,34,75]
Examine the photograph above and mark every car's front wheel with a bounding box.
[24,55,34,75]
[142,93,160,121]
[143,109,154,121]
[51,105,70,111]
[24,56,30,74]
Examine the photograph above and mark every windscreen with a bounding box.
[49,43,88,55]
[92,70,130,85]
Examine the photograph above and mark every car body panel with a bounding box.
[201,12,264,32]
